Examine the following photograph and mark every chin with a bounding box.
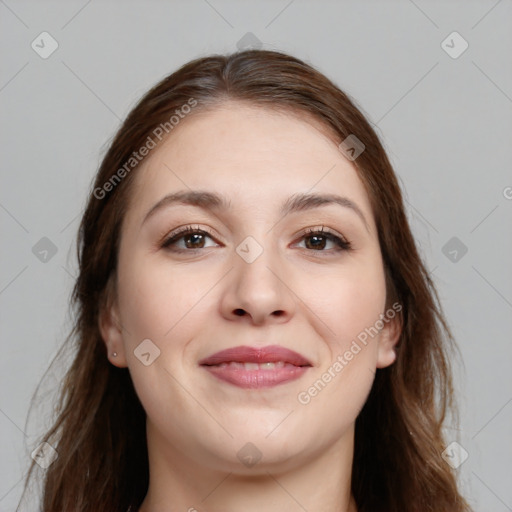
[211,443,312,476]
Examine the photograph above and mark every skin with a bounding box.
[99,102,401,512]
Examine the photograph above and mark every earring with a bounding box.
[112,352,117,357]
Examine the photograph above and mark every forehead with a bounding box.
[125,103,375,228]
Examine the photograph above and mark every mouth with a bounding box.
[198,345,312,389]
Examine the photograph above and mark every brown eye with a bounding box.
[160,225,352,255]
[298,228,352,252]
[161,226,217,252]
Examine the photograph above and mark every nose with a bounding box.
[219,240,297,326]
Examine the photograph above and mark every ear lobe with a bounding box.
[98,279,127,367]
[376,315,402,369]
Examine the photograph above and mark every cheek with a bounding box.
[295,270,385,429]
[117,256,200,341]
[116,259,200,417]
[307,257,387,351]
[118,243,387,361]
[116,255,217,397]
[317,264,385,407]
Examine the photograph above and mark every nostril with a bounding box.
[234,309,245,316]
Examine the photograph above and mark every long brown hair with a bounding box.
[19,49,472,512]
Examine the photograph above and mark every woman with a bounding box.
[19,49,472,511]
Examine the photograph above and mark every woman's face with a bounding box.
[101,102,400,473]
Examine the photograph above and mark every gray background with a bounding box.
[1,0,511,510]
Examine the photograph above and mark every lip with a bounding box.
[199,345,312,389]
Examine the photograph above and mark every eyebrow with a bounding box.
[142,190,370,232]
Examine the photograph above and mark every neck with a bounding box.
[138,420,358,512]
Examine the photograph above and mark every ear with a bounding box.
[98,277,128,368]
[376,314,402,369]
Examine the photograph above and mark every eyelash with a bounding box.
[160,224,352,255]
